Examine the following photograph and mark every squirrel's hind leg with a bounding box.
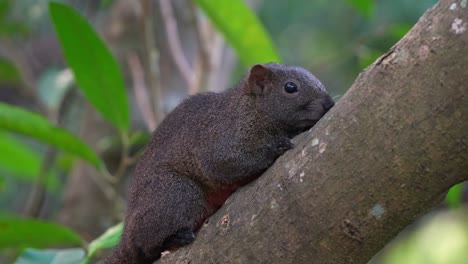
[129,173,206,262]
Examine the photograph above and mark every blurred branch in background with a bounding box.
[140,0,163,124]
[126,52,156,132]
[159,0,196,94]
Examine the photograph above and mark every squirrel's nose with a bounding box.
[322,96,335,111]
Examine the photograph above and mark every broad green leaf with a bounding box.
[195,0,280,66]
[85,222,122,263]
[49,2,129,131]
[0,103,102,169]
[445,183,464,208]
[0,215,84,249]
[0,132,58,190]
[15,248,85,264]
[346,0,375,18]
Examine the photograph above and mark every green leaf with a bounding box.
[195,0,280,66]
[0,103,102,169]
[0,0,11,21]
[85,222,122,263]
[0,132,58,190]
[445,183,464,208]
[49,2,129,131]
[346,0,375,18]
[15,248,85,264]
[0,215,84,249]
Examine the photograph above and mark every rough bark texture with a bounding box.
[160,0,468,263]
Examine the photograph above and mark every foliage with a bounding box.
[382,208,468,264]
[50,2,130,132]
[0,215,83,249]
[0,102,102,169]
[0,132,58,190]
[85,222,123,263]
[15,248,85,264]
[12,223,122,264]
[195,0,280,66]
[446,183,465,208]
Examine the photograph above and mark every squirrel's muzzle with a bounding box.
[321,95,335,111]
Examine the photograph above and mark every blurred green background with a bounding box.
[0,0,466,263]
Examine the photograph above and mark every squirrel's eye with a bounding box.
[284,82,298,93]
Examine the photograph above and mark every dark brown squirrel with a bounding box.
[105,63,334,263]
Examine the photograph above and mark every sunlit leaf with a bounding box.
[0,215,84,249]
[445,183,464,208]
[0,103,102,169]
[0,132,58,189]
[15,248,85,264]
[195,0,280,66]
[384,209,468,264]
[49,2,129,131]
[85,222,122,263]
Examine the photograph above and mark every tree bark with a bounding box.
[160,0,468,263]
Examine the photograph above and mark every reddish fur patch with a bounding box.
[195,175,260,231]
[194,185,239,231]
[205,185,239,210]
[205,174,258,211]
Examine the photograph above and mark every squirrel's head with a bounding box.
[244,63,334,134]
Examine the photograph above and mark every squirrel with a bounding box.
[105,63,334,263]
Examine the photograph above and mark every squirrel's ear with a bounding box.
[247,64,270,95]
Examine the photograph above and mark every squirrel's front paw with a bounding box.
[162,227,195,250]
[276,138,294,154]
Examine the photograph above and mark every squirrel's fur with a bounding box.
[106,63,334,263]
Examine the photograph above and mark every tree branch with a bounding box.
[160,0,468,263]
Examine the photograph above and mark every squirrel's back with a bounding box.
[106,63,334,264]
